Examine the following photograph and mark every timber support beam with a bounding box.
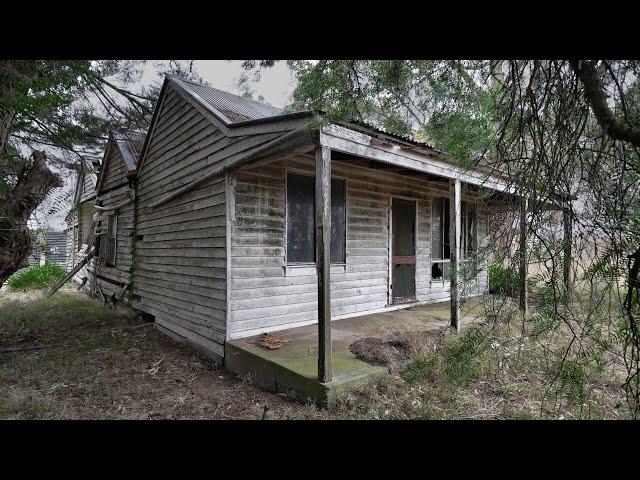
[450,178,461,331]
[519,197,528,314]
[315,145,332,382]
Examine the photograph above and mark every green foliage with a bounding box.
[402,326,494,386]
[284,60,495,165]
[440,327,494,383]
[556,359,587,405]
[488,262,520,296]
[5,264,66,291]
[1,61,96,198]
[403,353,439,385]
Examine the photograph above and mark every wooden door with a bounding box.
[392,198,416,304]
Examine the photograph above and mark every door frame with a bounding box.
[388,195,418,305]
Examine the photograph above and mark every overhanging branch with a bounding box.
[571,60,640,147]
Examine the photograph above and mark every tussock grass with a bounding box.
[334,313,628,420]
[5,264,66,292]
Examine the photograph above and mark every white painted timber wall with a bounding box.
[132,84,287,358]
[228,154,490,339]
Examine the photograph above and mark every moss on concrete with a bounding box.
[226,297,486,407]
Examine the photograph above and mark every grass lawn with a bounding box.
[0,289,327,419]
[0,288,631,419]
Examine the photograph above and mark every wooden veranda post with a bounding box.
[562,206,572,296]
[519,197,528,314]
[450,179,461,331]
[316,145,332,382]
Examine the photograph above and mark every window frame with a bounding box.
[101,211,118,268]
[430,196,478,286]
[284,168,347,266]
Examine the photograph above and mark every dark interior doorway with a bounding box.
[391,198,416,304]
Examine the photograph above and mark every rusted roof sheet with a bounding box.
[112,130,146,171]
[172,76,282,123]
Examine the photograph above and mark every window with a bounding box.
[431,197,450,261]
[100,212,117,267]
[286,172,346,264]
[461,202,477,276]
[431,197,476,282]
[330,178,346,263]
[461,202,476,259]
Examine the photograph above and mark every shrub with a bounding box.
[488,262,520,296]
[5,264,66,291]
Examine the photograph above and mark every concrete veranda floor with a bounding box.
[225,296,487,406]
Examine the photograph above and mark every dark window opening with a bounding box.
[431,196,477,281]
[431,197,450,261]
[100,213,117,267]
[330,177,346,263]
[286,172,346,264]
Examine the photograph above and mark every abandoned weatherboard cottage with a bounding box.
[65,75,519,404]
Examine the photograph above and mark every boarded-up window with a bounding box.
[286,173,346,264]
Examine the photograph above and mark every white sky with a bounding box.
[31,60,297,232]
[143,60,296,108]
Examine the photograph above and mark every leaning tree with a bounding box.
[0,60,202,286]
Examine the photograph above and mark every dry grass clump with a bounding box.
[349,327,446,372]
[335,310,629,420]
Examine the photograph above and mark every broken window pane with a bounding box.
[432,197,450,260]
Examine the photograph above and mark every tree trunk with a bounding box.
[0,151,61,286]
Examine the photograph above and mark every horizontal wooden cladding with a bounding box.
[132,284,225,324]
[230,299,389,334]
[153,316,224,357]
[138,132,280,202]
[137,205,225,231]
[79,171,96,203]
[134,276,225,308]
[133,86,228,349]
[100,147,128,192]
[93,184,135,292]
[228,153,491,337]
[230,155,396,334]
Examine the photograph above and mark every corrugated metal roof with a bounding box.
[172,76,282,123]
[168,76,438,152]
[343,119,441,152]
[112,130,146,171]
